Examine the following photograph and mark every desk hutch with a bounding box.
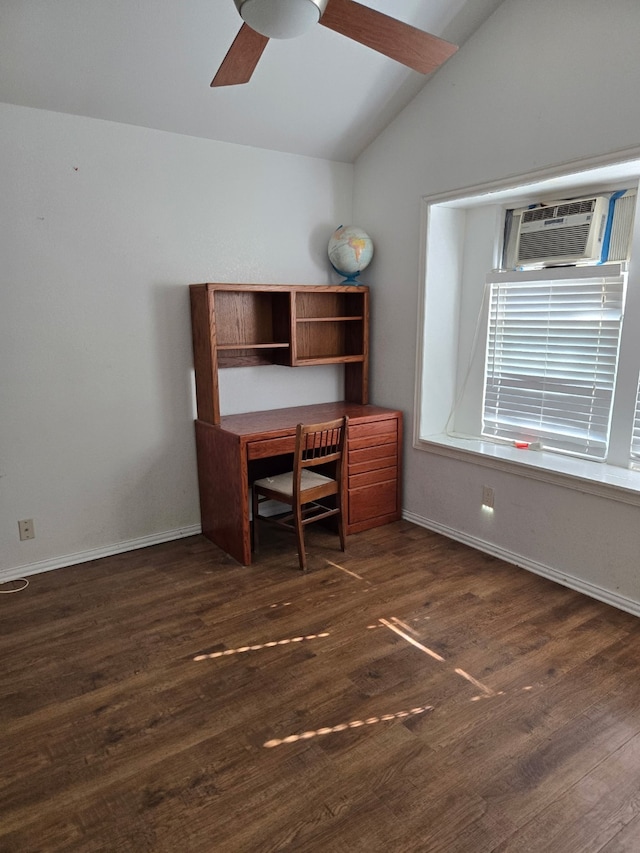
[189,283,402,565]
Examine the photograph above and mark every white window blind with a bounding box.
[483,266,626,460]
[630,378,640,460]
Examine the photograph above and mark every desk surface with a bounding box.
[211,402,400,439]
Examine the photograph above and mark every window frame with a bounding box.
[413,150,640,505]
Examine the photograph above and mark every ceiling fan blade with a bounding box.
[320,0,457,74]
[211,23,270,87]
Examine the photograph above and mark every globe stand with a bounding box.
[330,265,363,285]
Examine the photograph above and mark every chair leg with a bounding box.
[337,509,346,553]
[294,502,307,571]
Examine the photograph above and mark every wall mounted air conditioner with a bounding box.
[502,190,636,269]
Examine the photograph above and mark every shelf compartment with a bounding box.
[214,290,291,369]
[293,290,366,364]
[294,318,364,363]
[214,290,290,347]
[295,290,365,320]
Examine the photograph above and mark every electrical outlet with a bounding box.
[18,519,35,541]
[481,486,495,508]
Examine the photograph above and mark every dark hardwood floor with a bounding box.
[2,521,640,852]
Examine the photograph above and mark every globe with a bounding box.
[328,225,374,284]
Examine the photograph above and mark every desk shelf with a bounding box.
[295,316,363,322]
[216,343,291,368]
[216,342,290,349]
[190,283,369,424]
[295,354,365,366]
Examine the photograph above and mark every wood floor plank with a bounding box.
[489,731,640,852]
[599,813,640,852]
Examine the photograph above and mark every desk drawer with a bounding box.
[247,435,296,460]
[349,479,398,525]
[349,443,398,475]
[348,418,398,450]
[350,465,397,490]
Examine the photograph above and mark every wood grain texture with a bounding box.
[3,523,640,851]
[189,285,218,424]
[218,402,395,438]
[210,23,269,87]
[321,0,458,74]
[195,420,249,564]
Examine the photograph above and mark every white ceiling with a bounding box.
[0,0,504,163]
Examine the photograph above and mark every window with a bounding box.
[482,265,626,460]
[416,156,640,496]
[631,378,640,461]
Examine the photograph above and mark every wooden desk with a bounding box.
[194,402,402,565]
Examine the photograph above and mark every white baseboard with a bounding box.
[402,510,640,620]
[0,524,202,585]
[7,514,640,621]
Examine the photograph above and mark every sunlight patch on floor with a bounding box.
[325,560,366,581]
[379,617,446,662]
[193,632,330,661]
[263,704,435,748]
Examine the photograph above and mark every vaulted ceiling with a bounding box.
[0,0,504,162]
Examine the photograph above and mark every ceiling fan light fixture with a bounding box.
[234,0,328,39]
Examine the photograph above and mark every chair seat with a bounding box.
[254,469,334,498]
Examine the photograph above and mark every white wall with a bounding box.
[0,103,353,578]
[354,0,640,613]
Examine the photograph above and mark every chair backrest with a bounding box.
[295,416,348,472]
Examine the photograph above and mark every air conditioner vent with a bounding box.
[608,193,637,261]
[522,198,598,223]
[517,223,592,262]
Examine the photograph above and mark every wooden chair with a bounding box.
[252,416,348,571]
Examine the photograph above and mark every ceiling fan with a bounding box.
[211,0,458,87]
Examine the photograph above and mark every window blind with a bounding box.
[482,269,626,459]
[630,378,640,460]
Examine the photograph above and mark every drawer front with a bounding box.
[348,418,398,451]
[350,466,397,490]
[247,435,295,460]
[349,444,398,475]
[349,418,398,441]
[349,479,398,525]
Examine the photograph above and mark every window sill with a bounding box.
[415,433,640,507]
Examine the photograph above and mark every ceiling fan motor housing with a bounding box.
[234,0,329,39]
